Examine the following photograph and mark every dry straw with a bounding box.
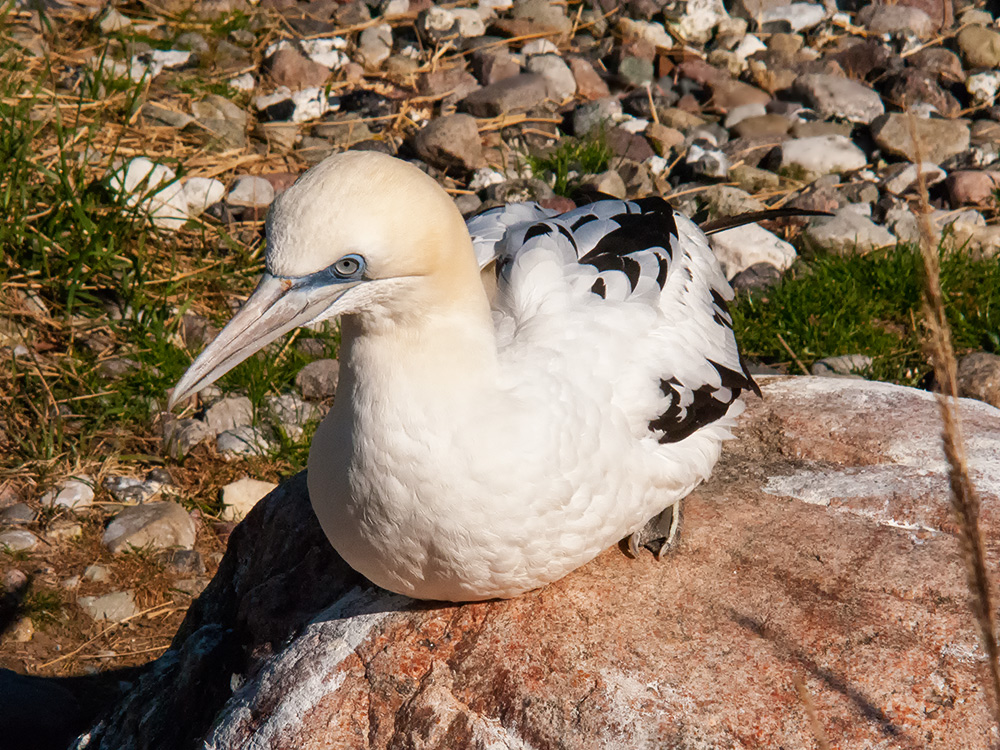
[908,116,1000,726]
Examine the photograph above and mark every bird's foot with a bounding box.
[625,502,682,560]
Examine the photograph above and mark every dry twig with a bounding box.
[909,116,1000,726]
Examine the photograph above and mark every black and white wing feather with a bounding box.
[466,196,760,448]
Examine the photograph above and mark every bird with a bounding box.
[170,150,764,602]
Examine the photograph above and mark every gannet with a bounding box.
[170,151,761,602]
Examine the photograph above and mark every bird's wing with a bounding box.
[485,197,760,447]
[465,202,556,268]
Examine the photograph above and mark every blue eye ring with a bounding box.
[330,254,365,280]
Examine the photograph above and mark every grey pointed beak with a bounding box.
[169,271,360,408]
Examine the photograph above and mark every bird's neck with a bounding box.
[336,262,500,420]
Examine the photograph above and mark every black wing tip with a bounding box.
[701,208,834,235]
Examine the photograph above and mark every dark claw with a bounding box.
[625,501,683,560]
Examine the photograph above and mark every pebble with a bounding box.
[299,38,349,70]
[265,45,331,89]
[792,74,885,124]
[946,171,1000,207]
[296,358,341,399]
[414,114,485,171]
[183,177,226,216]
[217,425,273,456]
[0,503,38,524]
[266,393,320,440]
[870,114,970,164]
[204,396,254,434]
[45,520,82,543]
[881,162,946,195]
[84,564,110,582]
[103,475,163,504]
[957,25,1000,69]
[78,591,138,623]
[780,135,867,178]
[163,418,214,458]
[191,94,248,150]
[711,223,797,279]
[98,7,131,33]
[220,477,279,522]
[618,56,654,87]
[731,262,782,293]
[0,529,39,552]
[858,4,935,38]
[156,548,205,576]
[957,352,1000,408]
[460,74,548,117]
[967,72,1000,106]
[7,616,34,643]
[811,354,872,377]
[108,158,190,230]
[676,0,727,44]
[358,24,393,69]
[40,477,95,510]
[567,57,610,100]
[226,176,275,209]
[526,55,577,101]
[103,501,197,554]
[759,3,826,31]
[803,207,896,255]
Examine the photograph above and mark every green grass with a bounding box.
[733,244,1000,385]
[21,587,65,624]
[525,134,614,197]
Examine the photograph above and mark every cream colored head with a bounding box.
[265,151,481,317]
[169,151,488,406]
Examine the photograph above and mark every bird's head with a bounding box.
[169,151,479,408]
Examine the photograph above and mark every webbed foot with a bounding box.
[625,501,682,560]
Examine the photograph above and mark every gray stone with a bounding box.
[510,0,572,34]
[870,114,970,164]
[792,74,884,124]
[163,418,214,458]
[0,503,37,524]
[217,425,273,456]
[0,530,38,552]
[98,7,131,33]
[156,548,206,576]
[572,98,622,136]
[226,176,274,209]
[803,207,896,255]
[460,74,548,117]
[780,135,868,178]
[526,55,576,101]
[312,116,373,147]
[204,396,254,434]
[103,501,197,554]
[730,262,782,293]
[957,25,1000,68]
[176,31,210,55]
[618,56,654,87]
[266,393,320,441]
[84,564,110,582]
[958,352,1000,408]
[358,24,392,69]
[758,3,825,31]
[221,477,279,522]
[811,354,873,377]
[103,475,162,504]
[78,591,138,623]
[580,170,626,199]
[40,477,95,510]
[141,102,195,129]
[191,94,248,149]
[858,4,935,38]
[413,114,484,171]
[881,161,946,195]
[296,359,340,399]
[710,223,797,279]
[45,520,82,543]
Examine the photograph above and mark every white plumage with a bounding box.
[170,151,759,602]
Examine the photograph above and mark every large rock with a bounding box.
[70,377,1000,749]
[870,113,970,164]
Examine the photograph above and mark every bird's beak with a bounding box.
[169,271,361,408]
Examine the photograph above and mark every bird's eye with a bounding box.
[331,254,365,279]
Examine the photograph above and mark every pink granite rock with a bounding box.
[73,377,1000,748]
